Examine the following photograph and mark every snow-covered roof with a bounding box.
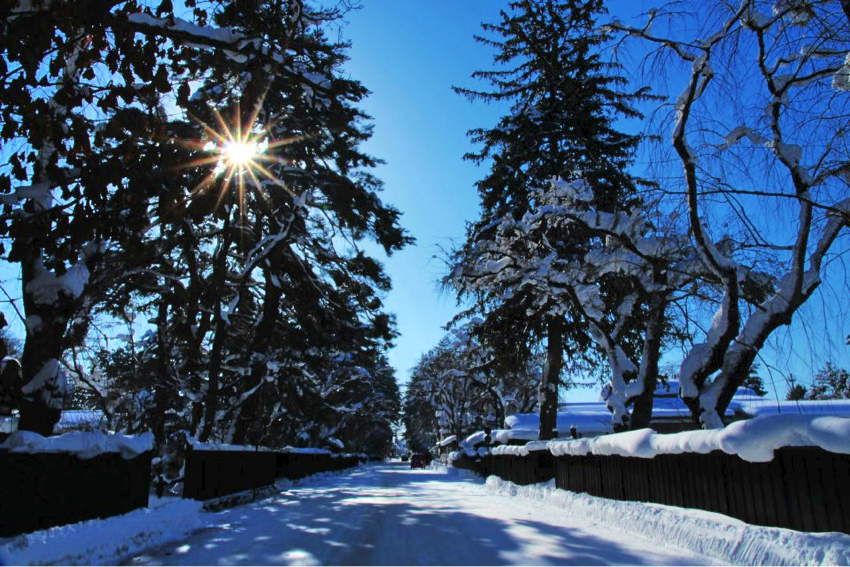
[55,410,106,432]
[547,414,850,463]
[438,435,457,447]
[0,414,18,433]
[0,430,153,459]
[732,396,850,418]
[190,441,276,452]
[281,447,332,455]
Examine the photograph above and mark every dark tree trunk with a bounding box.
[151,298,170,445]
[199,216,232,442]
[629,292,666,430]
[231,264,283,445]
[538,317,563,441]
[18,258,74,436]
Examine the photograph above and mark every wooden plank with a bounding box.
[829,452,850,534]
[814,450,845,533]
[800,448,829,532]
[722,454,747,523]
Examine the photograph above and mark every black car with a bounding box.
[410,453,429,469]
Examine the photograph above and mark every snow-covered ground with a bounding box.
[126,463,708,566]
[5,463,849,566]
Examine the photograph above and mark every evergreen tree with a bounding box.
[807,362,850,400]
[742,363,768,397]
[2,0,410,440]
[786,378,807,401]
[448,0,653,439]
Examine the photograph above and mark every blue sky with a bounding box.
[341,0,850,400]
[2,0,846,403]
[341,0,655,400]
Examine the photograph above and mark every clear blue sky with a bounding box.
[341,0,850,400]
[1,1,846,403]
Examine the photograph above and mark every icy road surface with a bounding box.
[129,463,712,566]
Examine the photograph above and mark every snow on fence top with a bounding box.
[0,430,153,459]
[438,435,457,447]
[547,414,850,463]
[490,441,549,457]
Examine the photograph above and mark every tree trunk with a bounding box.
[538,317,563,441]
[199,216,232,442]
[18,259,73,436]
[151,298,170,446]
[629,292,665,430]
[231,265,283,445]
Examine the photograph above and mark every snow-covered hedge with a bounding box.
[0,431,153,460]
[547,414,850,463]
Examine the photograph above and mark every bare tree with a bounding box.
[611,0,850,427]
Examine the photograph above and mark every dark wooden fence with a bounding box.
[492,451,555,486]
[453,446,850,534]
[553,447,850,534]
[0,450,152,536]
[183,447,278,500]
[184,448,367,500]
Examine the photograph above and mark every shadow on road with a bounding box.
[128,462,690,566]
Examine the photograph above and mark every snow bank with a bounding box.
[0,430,153,459]
[0,499,203,566]
[548,414,850,462]
[484,477,850,566]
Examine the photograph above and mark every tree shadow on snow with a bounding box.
[127,463,688,566]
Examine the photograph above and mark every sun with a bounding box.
[178,99,304,214]
[223,140,259,166]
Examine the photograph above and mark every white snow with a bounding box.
[55,410,106,432]
[25,259,90,305]
[281,447,332,455]
[437,435,457,447]
[485,476,850,566]
[547,414,850,463]
[0,430,153,459]
[126,463,712,566]
[0,499,203,566]
[190,441,275,452]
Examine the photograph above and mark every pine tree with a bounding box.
[2,0,410,440]
[448,0,653,440]
[742,363,768,397]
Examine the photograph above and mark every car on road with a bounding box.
[410,453,429,469]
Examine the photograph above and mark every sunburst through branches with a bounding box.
[179,100,303,215]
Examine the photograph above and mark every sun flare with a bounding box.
[179,99,304,214]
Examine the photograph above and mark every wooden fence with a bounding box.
[454,446,850,534]
[553,447,850,534]
[0,450,152,536]
[184,449,366,500]
[491,451,555,486]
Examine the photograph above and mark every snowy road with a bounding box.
[128,463,712,566]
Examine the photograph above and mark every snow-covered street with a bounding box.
[128,463,711,566]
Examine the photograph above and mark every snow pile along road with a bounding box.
[0,499,203,566]
[485,476,850,566]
